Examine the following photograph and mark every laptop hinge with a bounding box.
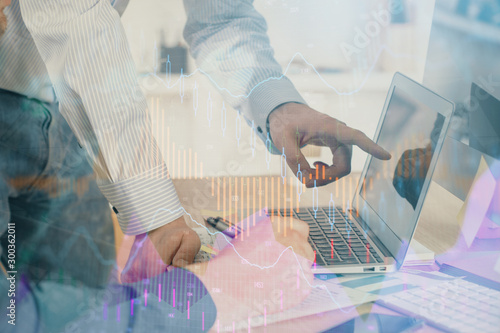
[348,208,394,259]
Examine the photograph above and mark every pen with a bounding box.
[206,217,242,238]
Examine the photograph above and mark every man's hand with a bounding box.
[121,216,200,283]
[269,103,391,187]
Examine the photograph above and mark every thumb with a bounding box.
[279,135,314,185]
[171,231,201,267]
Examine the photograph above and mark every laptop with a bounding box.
[269,72,454,274]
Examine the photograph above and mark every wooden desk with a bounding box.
[173,174,461,332]
[174,174,463,255]
[112,174,464,332]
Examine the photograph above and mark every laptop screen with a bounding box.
[359,86,445,250]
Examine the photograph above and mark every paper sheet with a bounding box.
[242,277,377,329]
[404,239,435,265]
[192,225,227,263]
[457,156,496,247]
[240,270,456,329]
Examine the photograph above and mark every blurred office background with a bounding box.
[120,0,499,183]
[423,0,500,202]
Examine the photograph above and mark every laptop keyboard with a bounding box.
[269,207,383,266]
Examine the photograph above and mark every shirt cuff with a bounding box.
[246,76,307,155]
[98,164,184,235]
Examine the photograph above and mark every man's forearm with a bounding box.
[183,0,306,152]
[20,0,183,235]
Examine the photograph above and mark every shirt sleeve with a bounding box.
[182,0,307,154]
[19,0,183,235]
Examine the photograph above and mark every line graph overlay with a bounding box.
[125,206,374,314]
[139,45,424,99]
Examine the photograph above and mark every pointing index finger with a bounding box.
[338,125,391,160]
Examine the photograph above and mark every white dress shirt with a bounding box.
[2,0,305,235]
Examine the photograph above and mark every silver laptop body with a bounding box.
[270,72,454,274]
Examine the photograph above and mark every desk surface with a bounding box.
[173,174,461,332]
[174,174,464,255]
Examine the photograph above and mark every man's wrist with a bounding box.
[146,216,187,254]
[244,77,306,155]
[147,215,187,237]
[98,164,184,235]
[267,102,304,148]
